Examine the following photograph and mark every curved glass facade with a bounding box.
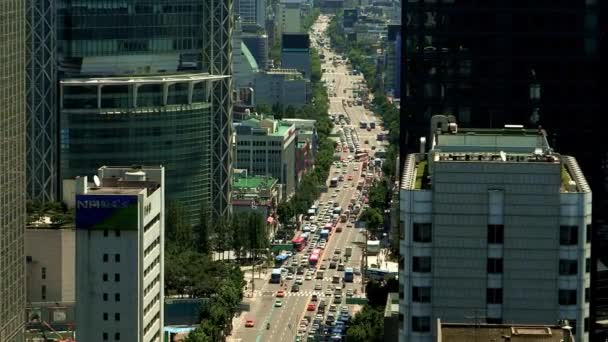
[60,76,217,222]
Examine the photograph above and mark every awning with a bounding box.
[267,217,275,224]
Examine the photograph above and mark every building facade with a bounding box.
[277,0,302,34]
[242,33,270,70]
[281,33,311,79]
[236,0,266,28]
[57,0,233,223]
[234,118,296,198]
[0,0,27,337]
[384,25,401,98]
[254,69,311,107]
[400,116,592,342]
[75,166,165,341]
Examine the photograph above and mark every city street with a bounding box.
[228,14,386,342]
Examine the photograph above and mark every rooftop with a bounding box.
[233,175,277,189]
[438,322,567,342]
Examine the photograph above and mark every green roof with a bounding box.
[272,124,292,136]
[233,176,277,189]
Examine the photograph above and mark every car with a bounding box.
[275,299,283,307]
[331,193,337,198]
[312,294,319,302]
[276,290,285,297]
[329,304,337,312]
[296,276,304,285]
[286,273,294,280]
[353,267,361,275]
[305,274,313,280]
[307,303,317,311]
[347,175,354,180]
[364,139,369,144]
[341,307,349,314]
[329,261,337,269]
[334,248,341,255]
[292,284,300,292]
[315,283,323,290]
[325,289,333,296]
[346,289,354,297]
[245,319,255,327]
[332,255,340,262]
[333,295,342,304]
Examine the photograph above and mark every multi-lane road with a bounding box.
[229,14,386,342]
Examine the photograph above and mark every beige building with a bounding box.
[26,227,75,303]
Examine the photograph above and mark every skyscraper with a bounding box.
[57,0,233,222]
[0,0,27,338]
[236,0,266,28]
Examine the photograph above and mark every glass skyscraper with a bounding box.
[57,0,234,222]
[1,0,27,338]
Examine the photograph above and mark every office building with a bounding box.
[384,25,401,99]
[242,34,270,70]
[234,117,296,198]
[277,0,303,34]
[236,0,266,28]
[57,0,233,223]
[281,34,311,79]
[400,116,591,342]
[26,0,57,202]
[75,166,165,341]
[0,0,27,338]
[254,69,311,107]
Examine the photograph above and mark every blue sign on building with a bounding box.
[75,194,139,230]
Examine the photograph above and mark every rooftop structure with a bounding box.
[437,321,569,342]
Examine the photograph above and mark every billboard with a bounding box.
[76,194,139,230]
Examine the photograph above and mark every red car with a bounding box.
[307,303,316,311]
[347,175,354,180]
[245,319,255,327]
[276,290,285,298]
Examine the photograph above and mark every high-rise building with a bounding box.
[281,33,311,79]
[277,0,303,34]
[400,116,591,342]
[74,166,165,341]
[26,0,57,202]
[402,3,605,335]
[0,0,27,337]
[234,117,296,198]
[384,25,401,98]
[236,0,266,28]
[57,0,233,222]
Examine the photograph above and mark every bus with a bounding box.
[340,214,347,222]
[292,237,306,251]
[309,253,319,266]
[355,152,368,160]
[271,268,282,283]
[344,268,354,282]
[330,177,339,187]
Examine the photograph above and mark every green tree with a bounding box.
[361,207,383,236]
[346,305,384,342]
[255,104,272,115]
[277,202,295,224]
[196,202,212,254]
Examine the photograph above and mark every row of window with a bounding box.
[144,214,160,234]
[103,230,121,237]
[103,253,121,263]
[412,257,502,274]
[559,258,591,275]
[102,273,121,282]
[143,312,161,336]
[102,312,121,321]
[102,332,120,341]
[144,237,160,258]
[102,293,121,302]
[144,274,161,298]
[412,223,592,245]
[144,293,160,316]
[144,255,160,278]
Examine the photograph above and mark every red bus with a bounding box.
[312,248,322,256]
[308,253,319,266]
[292,237,306,251]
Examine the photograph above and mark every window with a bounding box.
[115,313,120,321]
[41,285,46,300]
[585,288,590,303]
[412,257,431,273]
[115,293,121,302]
[412,316,431,332]
[413,223,432,242]
[398,313,404,323]
[115,273,120,282]
[487,224,504,244]
[103,273,108,281]
[487,288,503,304]
[103,293,108,301]
[486,318,502,324]
[584,317,590,332]
[115,230,121,237]
[559,289,577,305]
[41,267,46,280]
[586,224,591,243]
[115,333,121,340]
[412,286,431,303]
[586,258,591,273]
[103,312,108,320]
[103,332,108,341]
[103,230,109,237]
[487,258,503,274]
[103,254,109,262]
[115,254,120,263]
[559,260,578,275]
[560,225,578,245]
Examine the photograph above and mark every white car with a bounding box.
[287,273,294,280]
[331,193,337,198]
[305,274,313,281]
[296,276,304,285]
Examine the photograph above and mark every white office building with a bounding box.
[74,166,165,342]
[399,115,591,342]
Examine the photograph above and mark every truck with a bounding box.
[316,269,325,279]
[270,268,282,283]
[330,177,339,187]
